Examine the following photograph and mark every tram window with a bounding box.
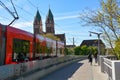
[12,39,30,61]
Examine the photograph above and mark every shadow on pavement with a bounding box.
[40,60,83,80]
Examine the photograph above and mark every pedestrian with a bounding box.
[94,53,97,64]
[88,53,93,65]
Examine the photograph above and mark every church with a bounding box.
[33,8,66,46]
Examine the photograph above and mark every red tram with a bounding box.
[0,24,64,65]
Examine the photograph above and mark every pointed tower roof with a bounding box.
[34,10,41,22]
[46,8,54,21]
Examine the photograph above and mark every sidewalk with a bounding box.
[68,59,108,80]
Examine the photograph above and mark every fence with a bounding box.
[98,55,120,80]
[0,55,86,80]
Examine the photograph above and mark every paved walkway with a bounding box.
[40,59,108,80]
[68,59,108,80]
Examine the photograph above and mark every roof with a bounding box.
[55,34,65,42]
[66,45,76,48]
[46,8,54,21]
[34,10,41,22]
[80,39,105,47]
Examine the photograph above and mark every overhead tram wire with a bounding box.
[27,0,66,29]
[54,23,71,34]
[9,1,33,25]
[0,1,15,24]
[55,23,76,37]
[26,1,79,45]
[26,0,80,45]
[55,23,78,45]
[27,0,46,17]
[6,0,83,45]
[6,0,37,31]
[0,15,11,21]
[15,4,34,16]
[27,0,37,9]
[0,0,19,25]
[5,0,33,29]
[6,0,34,20]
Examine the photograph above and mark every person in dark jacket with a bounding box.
[94,53,97,64]
[88,53,93,65]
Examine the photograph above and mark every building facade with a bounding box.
[80,39,106,54]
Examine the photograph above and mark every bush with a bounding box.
[64,48,74,55]
[74,45,98,55]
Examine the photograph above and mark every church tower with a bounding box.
[33,10,43,34]
[45,8,55,34]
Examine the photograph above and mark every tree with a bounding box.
[115,39,120,59]
[42,33,60,41]
[64,48,74,55]
[80,0,120,58]
[74,45,98,55]
[74,46,81,55]
[80,45,90,55]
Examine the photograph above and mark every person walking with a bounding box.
[88,53,93,65]
[94,53,97,64]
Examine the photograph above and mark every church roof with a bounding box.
[34,10,41,21]
[46,8,54,21]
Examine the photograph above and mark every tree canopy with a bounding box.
[42,33,60,41]
[80,0,120,59]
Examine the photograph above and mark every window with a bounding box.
[12,38,30,61]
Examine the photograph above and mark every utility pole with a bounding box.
[89,31,102,55]
[73,37,75,46]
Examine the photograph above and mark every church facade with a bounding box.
[33,9,66,45]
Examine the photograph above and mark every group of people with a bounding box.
[88,52,98,65]
[16,53,29,62]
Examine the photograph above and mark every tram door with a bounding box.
[0,25,6,66]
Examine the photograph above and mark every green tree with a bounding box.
[64,48,74,55]
[43,33,60,41]
[80,0,120,58]
[74,46,81,55]
[36,42,42,53]
[74,45,98,55]
[64,48,69,55]
[115,39,120,59]
[80,45,90,55]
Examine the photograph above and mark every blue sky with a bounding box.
[0,0,101,46]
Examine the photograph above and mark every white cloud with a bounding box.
[55,15,80,21]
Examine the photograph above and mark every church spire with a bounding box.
[47,8,54,21]
[33,10,43,34]
[34,10,41,24]
[45,8,55,34]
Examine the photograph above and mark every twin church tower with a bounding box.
[33,8,66,44]
[33,8,54,34]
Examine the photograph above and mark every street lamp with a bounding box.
[89,31,102,55]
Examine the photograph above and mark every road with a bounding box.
[39,60,83,80]
[39,59,107,80]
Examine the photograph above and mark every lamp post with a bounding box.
[89,31,102,55]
